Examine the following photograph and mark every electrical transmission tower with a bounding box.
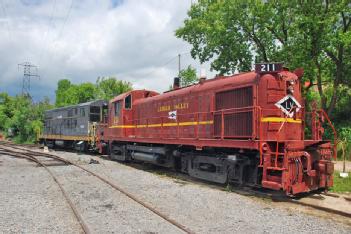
[18,62,40,97]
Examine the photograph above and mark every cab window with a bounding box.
[125,95,132,109]
[115,101,122,116]
[90,106,101,122]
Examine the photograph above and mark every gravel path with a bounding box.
[46,150,351,234]
[1,148,351,234]
[49,165,182,233]
[334,160,351,172]
[0,155,81,233]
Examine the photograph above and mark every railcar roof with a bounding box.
[109,89,160,103]
[45,99,107,113]
[134,71,257,105]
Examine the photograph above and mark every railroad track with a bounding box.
[121,153,351,220]
[0,142,194,234]
[1,142,350,223]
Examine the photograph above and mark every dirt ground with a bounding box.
[334,160,351,172]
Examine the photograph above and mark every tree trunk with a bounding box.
[315,60,327,110]
[327,45,344,117]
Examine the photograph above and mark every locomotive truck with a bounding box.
[41,63,337,195]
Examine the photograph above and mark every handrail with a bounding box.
[126,106,257,124]
[320,109,338,160]
[120,106,258,140]
[106,105,337,162]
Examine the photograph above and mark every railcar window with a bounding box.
[74,108,78,115]
[90,106,101,122]
[65,119,70,128]
[125,95,132,109]
[90,106,100,113]
[115,101,121,116]
[102,105,108,115]
[68,109,73,117]
[80,108,85,117]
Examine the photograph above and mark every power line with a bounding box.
[142,52,191,78]
[46,0,74,65]
[55,0,74,40]
[0,0,11,41]
[143,56,178,77]
[43,0,58,42]
[38,0,57,65]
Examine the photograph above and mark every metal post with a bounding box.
[178,54,181,76]
[221,111,224,139]
[178,53,181,87]
[18,62,40,98]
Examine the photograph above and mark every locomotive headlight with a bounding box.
[288,85,294,94]
[287,80,295,94]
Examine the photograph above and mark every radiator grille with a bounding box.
[216,87,253,110]
[214,87,253,138]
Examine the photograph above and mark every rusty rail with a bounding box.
[0,145,91,234]
[0,143,193,234]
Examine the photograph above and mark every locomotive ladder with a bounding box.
[259,107,291,190]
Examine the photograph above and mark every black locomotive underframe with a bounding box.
[109,141,261,186]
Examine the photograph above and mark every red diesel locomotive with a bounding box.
[96,63,336,195]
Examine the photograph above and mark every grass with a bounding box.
[224,183,234,192]
[330,171,351,193]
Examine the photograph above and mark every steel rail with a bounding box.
[0,143,194,234]
[5,143,350,224]
[0,146,91,234]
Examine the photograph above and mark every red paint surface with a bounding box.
[97,69,335,195]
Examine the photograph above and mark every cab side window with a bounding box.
[125,95,132,109]
[115,101,122,116]
[90,106,101,122]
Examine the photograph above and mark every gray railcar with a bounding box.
[40,100,107,150]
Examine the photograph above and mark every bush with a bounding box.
[0,93,53,144]
[337,127,351,161]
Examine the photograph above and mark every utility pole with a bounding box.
[178,53,182,87]
[18,62,40,98]
[178,53,181,76]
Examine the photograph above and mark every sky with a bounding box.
[0,0,216,102]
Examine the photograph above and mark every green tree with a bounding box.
[95,77,133,100]
[55,77,132,107]
[176,0,351,117]
[179,65,198,87]
[0,94,53,143]
[77,83,96,103]
[0,93,14,128]
[55,80,97,107]
[55,79,72,107]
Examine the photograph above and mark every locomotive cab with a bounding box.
[97,90,159,156]
[107,90,159,137]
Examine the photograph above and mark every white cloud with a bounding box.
[0,0,215,101]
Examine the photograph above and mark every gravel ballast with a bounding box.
[1,148,350,233]
[0,155,81,233]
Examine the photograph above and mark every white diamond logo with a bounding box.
[168,110,177,120]
[275,95,301,117]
